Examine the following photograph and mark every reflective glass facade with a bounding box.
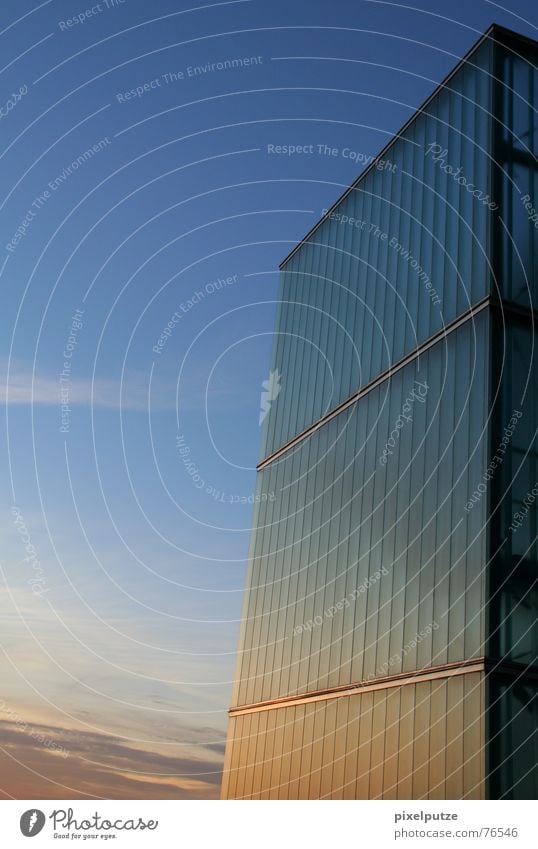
[223,26,538,800]
[262,37,494,458]
[225,673,485,799]
[234,317,488,708]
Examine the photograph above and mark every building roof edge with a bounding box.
[278,22,537,270]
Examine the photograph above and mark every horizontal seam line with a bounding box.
[229,658,486,715]
[257,296,491,470]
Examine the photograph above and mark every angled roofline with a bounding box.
[279,23,537,270]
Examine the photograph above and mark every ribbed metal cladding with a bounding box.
[223,672,485,799]
[261,36,493,459]
[233,314,488,708]
[222,25,538,800]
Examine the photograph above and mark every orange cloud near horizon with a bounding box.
[0,719,222,800]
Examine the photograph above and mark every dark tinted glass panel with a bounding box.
[489,318,538,667]
[493,38,538,308]
[488,676,538,799]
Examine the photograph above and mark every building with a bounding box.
[222,24,538,799]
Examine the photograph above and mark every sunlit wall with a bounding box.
[223,25,537,800]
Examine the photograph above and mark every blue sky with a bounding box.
[0,0,536,799]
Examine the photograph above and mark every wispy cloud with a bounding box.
[0,360,247,412]
[0,363,150,410]
[0,718,222,799]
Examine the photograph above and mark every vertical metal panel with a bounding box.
[223,673,485,798]
[262,41,493,456]
[331,697,350,799]
[369,689,388,799]
[463,673,485,799]
[397,683,415,798]
[429,679,448,799]
[412,682,432,798]
[234,314,488,704]
[382,686,401,799]
[445,674,465,798]
[223,28,538,802]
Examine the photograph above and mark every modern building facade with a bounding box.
[222,25,538,799]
